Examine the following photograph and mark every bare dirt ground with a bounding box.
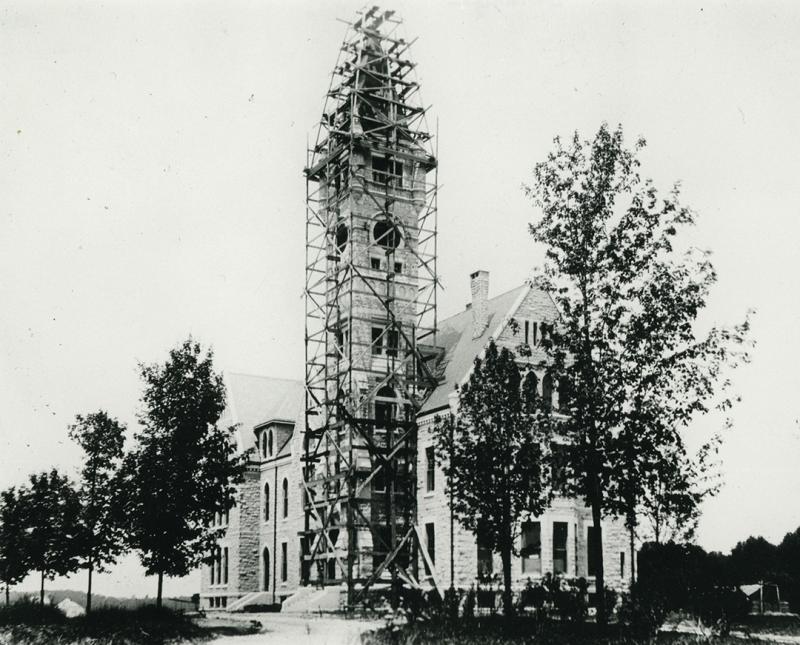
[202,613,383,645]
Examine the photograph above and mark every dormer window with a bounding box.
[267,430,274,457]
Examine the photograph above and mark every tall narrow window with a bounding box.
[587,526,598,576]
[553,522,568,574]
[268,430,273,457]
[425,446,435,492]
[261,433,268,458]
[263,547,270,590]
[264,482,270,522]
[477,520,493,578]
[532,322,539,346]
[521,521,542,574]
[223,547,229,584]
[425,522,436,566]
[524,320,530,345]
[620,551,625,579]
[215,547,222,584]
[386,330,399,358]
[282,478,289,518]
[542,373,554,411]
[210,557,215,585]
[371,327,384,356]
[281,542,288,582]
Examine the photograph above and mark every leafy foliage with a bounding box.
[524,123,752,623]
[0,487,30,602]
[68,411,127,612]
[20,470,82,603]
[121,338,248,603]
[434,341,553,617]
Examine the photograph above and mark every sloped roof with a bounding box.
[419,284,528,415]
[223,372,303,452]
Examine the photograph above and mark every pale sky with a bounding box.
[1,0,799,598]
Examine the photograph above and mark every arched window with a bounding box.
[263,547,270,590]
[214,546,222,585]
[261,432,268,458]
[282,478,289,518]
[264,482,270,522]
[542,372,554,411]
[523,371,538,403]
[268,430,274,457]
[375,386,397,429]
[557,376,571,411]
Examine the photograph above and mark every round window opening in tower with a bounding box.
[372,219,402,250]
[335,222,349,253]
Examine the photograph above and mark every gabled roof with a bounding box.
[222,372,303,452]
[419,284,528,415]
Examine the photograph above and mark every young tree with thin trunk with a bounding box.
[0,486,30,605]
[21,469,82,605]
[68,410,127,614]
[121,338,248,607]
[524,123,751,626]
[434,341,553,617]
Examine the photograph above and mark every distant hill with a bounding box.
[8,589,197,612]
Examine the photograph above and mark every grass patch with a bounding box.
[361,616,762,645]
[0,602,261,644]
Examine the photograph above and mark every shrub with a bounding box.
[0,599,67,626]
[463,586,476,619]
[617,584,668,638]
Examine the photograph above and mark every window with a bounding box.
[335,327,349,359]
[620,551,625,579]
[372,219,402,250]
[263,547,270,590]
[557,376,571,412]
[371,327,384,356]
[386,329,399,358]
[425,446,435,492]
[524,320,530,345]
[542,372,554,411]
[210,557,215,585]
[477,520,493,578]
[553,522,568,574]
[521,521,541,574]
[425,522,436,566]
[223,547,229,584]
[393,262,402,274]
[282,478,289,518]
[375,386,396,428]
[221,596,227,609]
[327,558,336,582]
[335,222,348,252]
[215,546,222,584]
[587,526,598,577]
[268,430,273,457]
[281,542,288,582]
[370,257,381,270]
[261,433,268,458]
[224,509,229,526]
[264,483,270,522]
[371,155,403,187]
[532,321,538,346]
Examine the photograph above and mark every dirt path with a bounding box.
[206,614,383,645]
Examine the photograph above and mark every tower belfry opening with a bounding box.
[303,6,439,607]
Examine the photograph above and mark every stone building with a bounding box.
[200,272,629,610]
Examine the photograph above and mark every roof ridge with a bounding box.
[224,371,302,383]
[438,283,527,325]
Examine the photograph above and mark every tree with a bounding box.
[434,340,552,617]
[68,410,127,613]
[0,487,30,605]
[524,123,751,625]
[121,338,248,607]
[21,469,82,605]
[639,435,722,545]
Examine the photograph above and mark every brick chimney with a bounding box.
[470,270,490,339]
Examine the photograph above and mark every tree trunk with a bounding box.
[589,469,606,628]
[40,570,45,606]
[500,537,513,618]
[86,556,93,614]
[156,571,163,608]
